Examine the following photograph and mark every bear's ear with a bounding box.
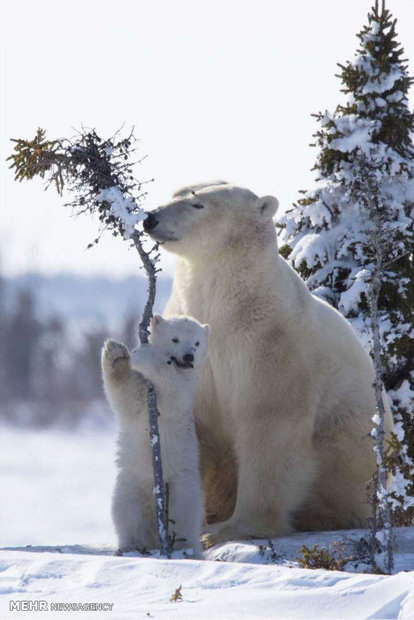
[203,324,211,340]
[255,195,279,218]
[151,314,164,330]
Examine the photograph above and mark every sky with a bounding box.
[1,0,413,278]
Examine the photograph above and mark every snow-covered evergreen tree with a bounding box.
[278,0,414,516]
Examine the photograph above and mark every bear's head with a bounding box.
[150,314,210,370]
[143,182,279,258]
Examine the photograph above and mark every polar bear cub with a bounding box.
[101,315,209,557]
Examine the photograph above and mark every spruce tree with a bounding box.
[278,0,414,517]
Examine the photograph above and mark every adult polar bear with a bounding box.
[143,181,380,543]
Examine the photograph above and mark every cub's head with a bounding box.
[150,314,209,370]
[143,181,279,258]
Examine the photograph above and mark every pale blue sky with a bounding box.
[1,0,413,277]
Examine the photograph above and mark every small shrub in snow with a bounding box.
[170,586,183,603]
[296,541,358,572]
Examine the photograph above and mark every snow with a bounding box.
[96,186,146,239]
[338,268,370,315]
[390,379,414,411]
[1,427,414,619]
[362,67,405,95]
[330,117,376,154]
[388,91,404,102]
[371,22,380,36]
[290,232,322,268]
[2,539,414,619]
[372,413,380,425]
[0,427,116,547]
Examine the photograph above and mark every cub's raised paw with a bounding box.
[102,340,130,367]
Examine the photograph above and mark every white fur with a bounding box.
[101,315,209,556]
[144,181,392,543]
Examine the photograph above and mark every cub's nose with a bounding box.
[143,211,159,232]
[183,353,194,364]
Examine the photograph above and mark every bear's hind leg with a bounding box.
[167,476,204,558]
[112,471,156,553]
[294,428,374,531]
[205,418,318,544]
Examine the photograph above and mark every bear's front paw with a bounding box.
[203,515,292,547]
[201,533,217,550]
[201,520,242,547]
[102,340,130,367]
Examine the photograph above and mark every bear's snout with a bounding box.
[143,211,159,232]
[183,353,194,364]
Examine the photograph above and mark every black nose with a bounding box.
[183,353,194,363]
[143,211,159,232]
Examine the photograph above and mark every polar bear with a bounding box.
[141,181,391,544]
[101,314,209,556]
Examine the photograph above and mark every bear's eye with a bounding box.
[195,341,200,347]
[191,203,204,209]
[172,338,179,343]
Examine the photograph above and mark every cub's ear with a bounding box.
[255,195,279,218]
[151,314,164,329]
[203,324,211,339]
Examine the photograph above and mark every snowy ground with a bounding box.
[1,427,414,619]
[0,426,116,547]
